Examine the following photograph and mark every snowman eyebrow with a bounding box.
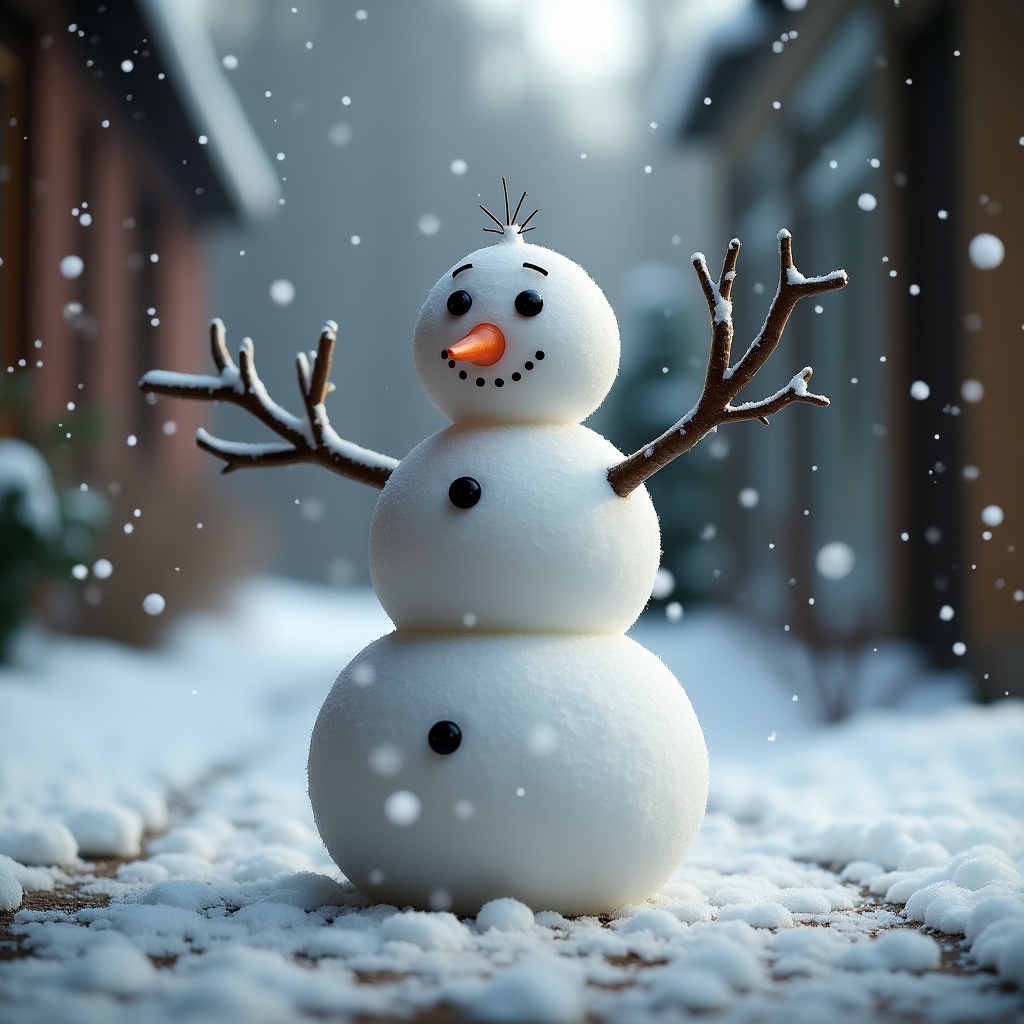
[452,264,473,278]
[522,262,548,276]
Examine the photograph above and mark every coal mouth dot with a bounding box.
[445,352,540,387]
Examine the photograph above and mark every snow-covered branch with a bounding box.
[608,230,846,497]
[139,319,398,488]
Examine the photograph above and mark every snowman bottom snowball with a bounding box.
[307,631,709,916]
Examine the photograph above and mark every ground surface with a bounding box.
[1,579,1022,1023]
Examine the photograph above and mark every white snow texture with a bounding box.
[0,581,1022,1023]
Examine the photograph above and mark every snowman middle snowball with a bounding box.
[310,223,708,916]
[373,230,661,634]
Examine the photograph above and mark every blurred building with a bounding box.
[672,0,1023,701]
[0,0,278,642]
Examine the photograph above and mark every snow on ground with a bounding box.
[1,578,1022,1023]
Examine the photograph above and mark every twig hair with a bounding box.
[480,178,539,235]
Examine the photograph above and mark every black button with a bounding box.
[428,720,462,755]
[448,476,481,509]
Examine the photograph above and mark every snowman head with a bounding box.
[414,199,620,425]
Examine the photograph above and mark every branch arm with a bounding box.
[607,230,846,497]
[140,319,398,489]
[727,231,847,396]
[721,368,830,424]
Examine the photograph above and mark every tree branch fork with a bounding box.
[607,230,847,497]
[139,319,397,489]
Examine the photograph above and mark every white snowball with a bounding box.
[0,821,78,867]
[898,841,951,871]
[148,827,217,860]
[910,380,930,400]
[116,860,169,884]
[951,853,1020,891]
[137,878,224,911]
[418,213,441,235]
[429,888,452,910]
[526,723,558,756]
[0,868,22,912]
[269,279,295,306]
[776,888,832,914]
[231,900,308,926]
[414,233,620,426]
[120,59,134,73]
[981,504,1004,527]
[960,379,984,403]
[309,632,707,915]
[966,895,1024,943]
[142,593,165,616]
[716,902,794,929]
[369,425,659,633]
[840,928,940,971]
[0,853,58,891]
[968,233,1005,270]
[66,806,144,858]
[468,958,584,1024]
[369,743,404,776]
[816,541,855,580]
[59,255,84,279]
[737,487,759,509]
[351,662,375,686]
[618,907,688,938]
[651,567,675,599]
[857,193,878,211]
[648,966,733,1011]
[384,790,421,826]
[378,909,468,951]
[67,942,155,994]
[477,897,535,932]
[327,122,352,146]
[678,945,762,990]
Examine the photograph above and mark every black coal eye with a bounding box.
[448,476,481,509]
[428,720,462,755]
[515,290,543,317]
[447,290,473,316]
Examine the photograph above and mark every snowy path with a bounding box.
[1,580,1022,1023]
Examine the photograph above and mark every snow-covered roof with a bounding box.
[68,0,280,222]
[137,0,281,222]
[666,1,774,141]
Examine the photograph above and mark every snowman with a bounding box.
[141,182,846,915]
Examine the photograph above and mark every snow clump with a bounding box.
[66,806,144,858]
[0,820,78,866]
[968,233,1005,270]
[476,897,536,932]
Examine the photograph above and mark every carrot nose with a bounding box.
[446,323,505,366]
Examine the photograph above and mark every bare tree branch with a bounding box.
[607,230,846,497]
[140,319,398,489]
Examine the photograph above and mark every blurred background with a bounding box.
[0,0,1020,712]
